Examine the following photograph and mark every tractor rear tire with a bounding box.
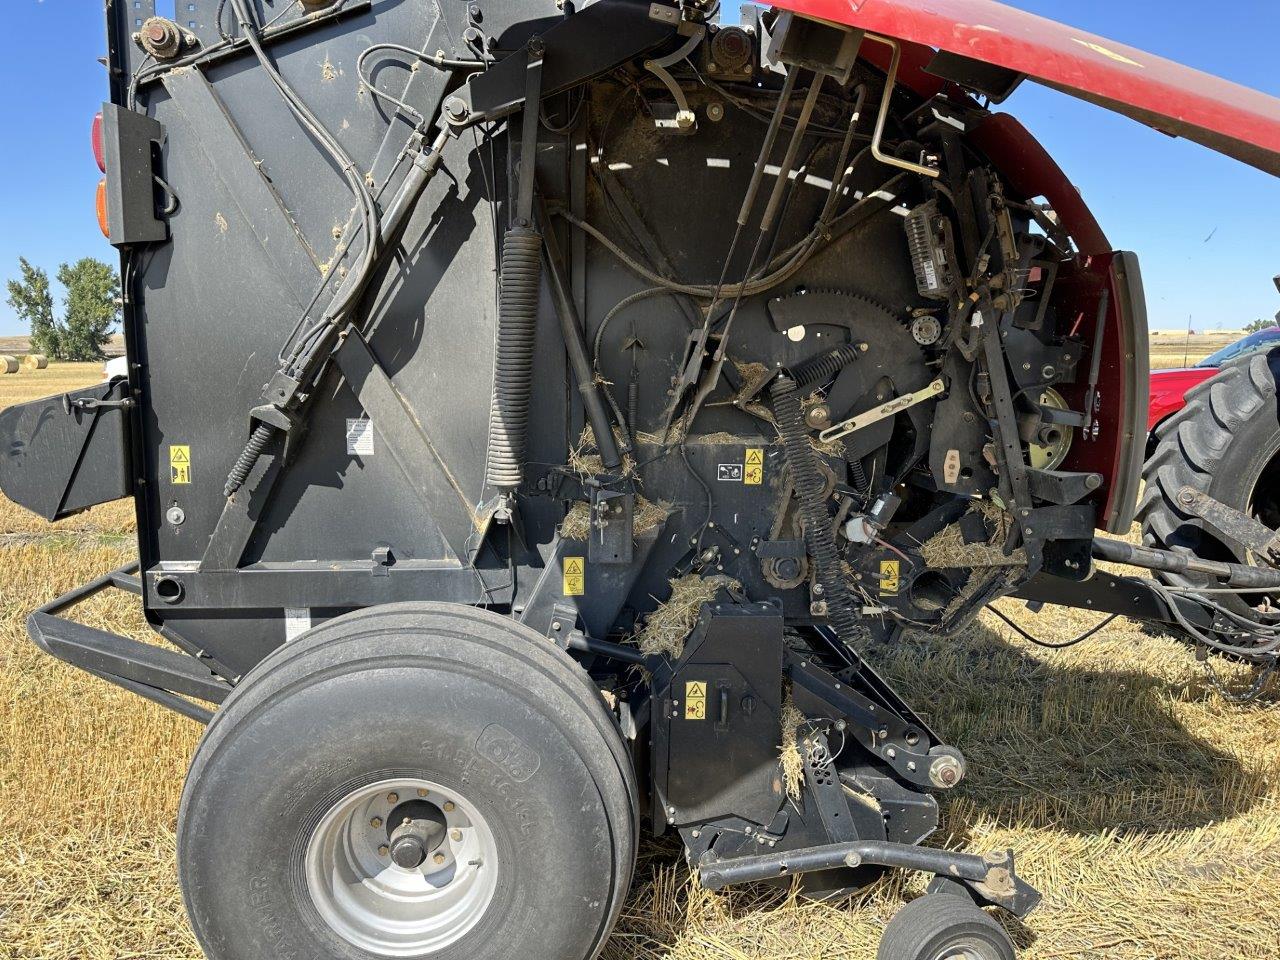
[178,602,638,960]
[1139,348,1280,615]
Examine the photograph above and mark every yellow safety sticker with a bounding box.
[744,447,763,485]
[562,557,585,596]
[169,445,191,485]
[879,559,900,597]
[684,681,707,720]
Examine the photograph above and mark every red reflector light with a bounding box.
[96,179,110,239]
[92,113,106,173]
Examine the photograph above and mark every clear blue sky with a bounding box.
[0,1,1277,335]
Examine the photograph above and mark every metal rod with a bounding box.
[758,74,824,235]
[565,633,647,666]
[701,839,989,888]
[1082,287,1110,434]
[1092,536,1280,588]
[863,34,941,179]
[539,199,623,470]
[736,68,799,227]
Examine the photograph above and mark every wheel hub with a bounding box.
[304,777,498,957]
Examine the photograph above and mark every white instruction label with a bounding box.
[285,608,312,641]
[346,418,375,456]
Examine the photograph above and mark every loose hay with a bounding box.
[779,688,806,803]
[635,573,741,659]
[9,362,1280,960]
[569,424,637,476]
[559,496,670,541]
[922,501,1027,568]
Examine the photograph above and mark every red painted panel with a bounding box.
[775,0,1280,174]
[1147,367,1215,432]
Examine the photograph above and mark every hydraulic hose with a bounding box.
[484,227,543,490]
[771,374,863,649]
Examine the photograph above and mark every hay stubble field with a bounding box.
[2,358,1278,960]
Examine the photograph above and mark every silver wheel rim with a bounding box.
[304,777,498,957]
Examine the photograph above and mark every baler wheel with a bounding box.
[876,894,1016,960]
[176,602,638,960]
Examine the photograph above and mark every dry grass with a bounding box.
[1148,332,1238,370]
[5,354,1280,960]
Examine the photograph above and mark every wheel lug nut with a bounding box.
[418,788,429,797]
[450,829,463,842]
[370,817,383,828]
[442,801,455,812]
[378,845,390,856]
[433,852,446,865]
[387,792,399,804]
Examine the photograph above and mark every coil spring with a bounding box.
[771,375,863,646]
[790,343,860,391]
[484,227,543,490]
[849,457,869,498]
[223,421,275,498]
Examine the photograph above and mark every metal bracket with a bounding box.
[1178,486,1280,566]
[589,489,635,565]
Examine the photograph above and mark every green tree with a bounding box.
[56,258,120,361]
[1244,318,1274,334]
[4,257,119,361]
[4,257,60,357]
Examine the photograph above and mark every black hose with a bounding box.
[485,227,543,490]
[791,343,860,391]
[771,375,863,649]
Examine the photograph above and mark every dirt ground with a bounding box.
[2,359,1278,960]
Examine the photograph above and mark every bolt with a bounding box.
[844,852,863,868]
[983,849,1009,866]
[468,2,482,20]
[371,817,383,828]
[929,753,965,788]
[451,829,463,842]
[378,844,390,856]
[691,829,701,839]
[886,747,897,759]
[387,792,399,804]
[707,102,725,122]
[418,788,429,798]
[434,852,446,865]
[443,801,455,813]
[551,620,562,632]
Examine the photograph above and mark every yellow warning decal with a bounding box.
[879,560,900,597]
[684,681,707,720]
[169,445,191,485]
[563,557,585,596]
[744,448,763,485]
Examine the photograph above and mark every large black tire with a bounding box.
[1139,349,1280,613]
[877,895,1015,960]
[178,603,638,960]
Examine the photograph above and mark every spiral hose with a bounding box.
[771,374,863,646]
[484,227,543,490]
[223,421,275,498]
[790,342,860,391]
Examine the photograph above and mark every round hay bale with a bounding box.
[21,353,48,370]
[0,356,18,375]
